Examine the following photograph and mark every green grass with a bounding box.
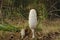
[0,24,20,32]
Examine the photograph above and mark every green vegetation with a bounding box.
[0,0,59,32]
[0,0,49,31]
[0,24,20,32]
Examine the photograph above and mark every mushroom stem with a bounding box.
[31,29,35,38]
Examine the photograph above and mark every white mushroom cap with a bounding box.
[29,9,37,29]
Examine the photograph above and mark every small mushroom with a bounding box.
[20,29,25,39]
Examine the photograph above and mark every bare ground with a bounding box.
[0,29,60,40]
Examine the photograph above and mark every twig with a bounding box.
[49,9,60,13]
[55,14,60,17]
[48,1,58,12]
[53,7,57,10]
[48,9,60,17]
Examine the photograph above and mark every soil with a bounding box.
[0,29,60,40]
